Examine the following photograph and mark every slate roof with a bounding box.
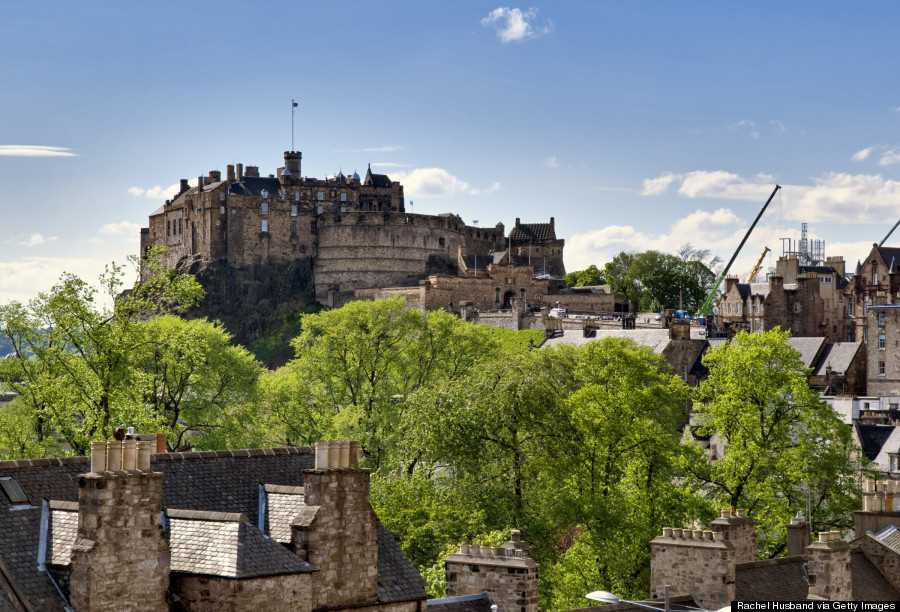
[426,592,494,612]
[168,510,313,578]
[509,222,556,241]
[877,246,900,269]
[460,254,495,272]
[856,424,897,461]
[735,557,809,600]
[786,336,826,369]
[852,549,900,600]
[365,167,393,188]
[0,447,427,611]
[811,342,861,376]
[227,176,283,197]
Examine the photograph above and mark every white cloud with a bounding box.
[21,233,57,247]
[544,157,558,168]
[99,221,142,236]
[388,168,470,198]
[481,7,551,43]
[470,182,501,196]
[0,145,77,157]
[128,182,182,200]
[770,120,786,133]
[641,171,680,196]
[371,162,411,168]
[879,149,900,166]
[641,168,900,224]
[852,147,874,162]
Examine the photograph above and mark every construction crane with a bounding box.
[697,185,781,315]
[747,246,771,283]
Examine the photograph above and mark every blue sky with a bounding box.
[3,1,900,304]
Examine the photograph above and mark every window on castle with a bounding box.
[755,303,760,314]
[220,206,225,215]
[167,220,170,236]
[794,304,800,313]
[439,237,445,247]
[317,205,323,215]
[317,192,324,201]
[793,321,800,333]
[341,206,347,213]
[261,202,268,215]
[290,220,297,234]
[341,193,347,202]
[179,219,182,234]
[824,300,830,310]
[295,192,300,201]
[879,361,886,376]
[291,205,297,217]
[520,288,526,298]
[495,288,500,303]
[261,220,268,232]
[879,313,886,326]
[879,334,886,350]
[865,328,869,344]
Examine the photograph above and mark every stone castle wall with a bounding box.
[315,213,503,304]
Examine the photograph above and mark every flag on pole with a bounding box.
[292,101,298,107]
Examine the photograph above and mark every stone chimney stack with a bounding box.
[245,165,259,178]
[236,163,244,181]
[786,515,811,556]
[70,440,169,612]
[297,441,376,610]
[179,179,190,195]
[724,275,739,295]
[650,525,735,610]
[710,508,756,563]
[806,531,852,601]
[669,319,690,340]
[227,164,235,182]
[444,530,539,612]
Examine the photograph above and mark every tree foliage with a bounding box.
[564,264,606,288]
[683,329,873,558]
[0,249,259,455]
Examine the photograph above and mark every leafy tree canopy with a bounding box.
[564,264,606,288]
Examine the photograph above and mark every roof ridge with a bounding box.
[0,446,313,470]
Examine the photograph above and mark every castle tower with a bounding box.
[284,151,302,177]
[69,440,169,612]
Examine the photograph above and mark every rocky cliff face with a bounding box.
[178,256,315,348]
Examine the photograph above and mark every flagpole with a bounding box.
[291,99,295,151]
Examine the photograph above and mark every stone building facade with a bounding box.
[716,274,826,339]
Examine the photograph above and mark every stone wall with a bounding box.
[173,572,313,612]
[649,529,735,610]
[444,531,538,612]
[710,512,756,564]
[69,472,170,612]
[315,213,503,304]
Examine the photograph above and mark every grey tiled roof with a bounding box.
[0,447,425,610]
[510,222,556,241]
[265,487,306,543]
[377,523,427,603]
[855,423,896,461]
[227,176,282,197]
[48,503,78,566]
[735,556,809,600]
[811,342,862,376]
[852,550,900,600]
[168,511,312,578]
[427,592,494,612]
[786,336,826,369]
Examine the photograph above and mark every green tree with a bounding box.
[254,298,501,471]
[683,329,873,558]
[564,264,606,288]
[0,249,256,455]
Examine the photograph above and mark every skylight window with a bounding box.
[0,477,28,505]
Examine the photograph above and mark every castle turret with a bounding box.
[284,151,302,177]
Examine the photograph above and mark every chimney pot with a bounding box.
[137,441,152,470]
[106,441,123,471]
[338,441,350,468]
[90,441,106,473]
[315,442,329,469]
[327,442,339,469]
[155,433,167,453]
[123,438,137,470]
[350,441,361,468]
[662,527,673,537]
